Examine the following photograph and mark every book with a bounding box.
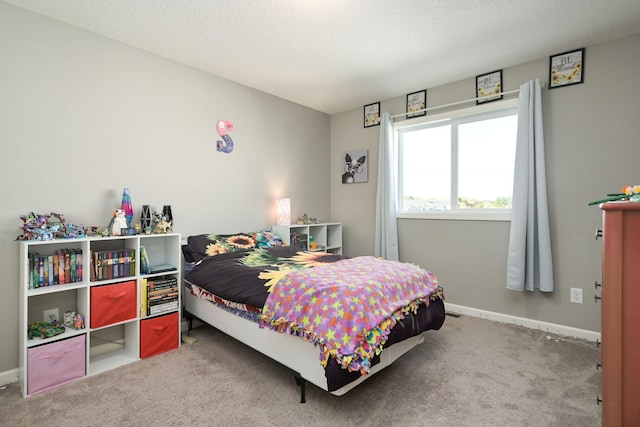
[140,278,148,317]
[70,249,77,283]
[64,250,71,283]
[129,249,136,277]
[39,257,44,287]
[149,264,176,274]
[139,246,151,274]
[149,301,179,315]
[76,249,83,282]
[58,250,65,284]
[29,252,39,289]
[90,250,96,282]
[112,250,119,279]
[52,252,59,285]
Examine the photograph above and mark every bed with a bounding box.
[182,231,445,402]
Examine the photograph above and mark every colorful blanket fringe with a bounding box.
[258,256,442,374]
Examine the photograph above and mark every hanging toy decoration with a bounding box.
[216,119,234,153]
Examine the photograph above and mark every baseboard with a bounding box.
[445,303,601,342]
[0,368,19,388]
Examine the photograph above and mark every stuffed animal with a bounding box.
[110,209,128,236]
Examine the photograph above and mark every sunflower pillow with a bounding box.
[186,233,256,262]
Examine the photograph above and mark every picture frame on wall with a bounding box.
[363,102,381,128]
[406,90,427,118]
[549,48,584,89]
[341,149,368,184]
[476,70,503,104]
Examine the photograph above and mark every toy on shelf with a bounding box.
[28,321,65,340]
[152,212,172,234]
[296,213,319,225]
[17,212,98,241]
[140,204,152,232]
[309,235,318,250]
[162,205,173,225]
[64,311,85,330]
[108,209,129,236]
[120,188,134,228]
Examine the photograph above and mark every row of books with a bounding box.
[90,249,136,282]
[28,247,176,289]
[140,276,179,316]
[28,249,83,288]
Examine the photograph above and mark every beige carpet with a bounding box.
[0,314,601,427]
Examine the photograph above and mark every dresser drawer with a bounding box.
[140,312,179,359]
[28,334,86,395]
[90,280,137,328]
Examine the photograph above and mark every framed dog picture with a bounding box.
[341,149,368,184]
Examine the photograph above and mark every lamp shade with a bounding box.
[276,198,291,225]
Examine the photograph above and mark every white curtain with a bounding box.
[374,112,399,261]
[506,79,554,292]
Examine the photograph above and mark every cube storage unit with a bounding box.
[272,223,342,254]
[18,233,181,397]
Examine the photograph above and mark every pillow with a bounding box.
[186,233,255,262]
[184,231,283,262]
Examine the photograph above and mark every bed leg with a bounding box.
[183,309,194,336]
[294,374,306,403]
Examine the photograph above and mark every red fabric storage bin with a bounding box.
[90,280,137,328]
[140,312,179,359]
[27,334,86,395]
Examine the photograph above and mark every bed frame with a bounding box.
[183,286,430,402]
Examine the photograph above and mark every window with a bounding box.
[397,99,518,220]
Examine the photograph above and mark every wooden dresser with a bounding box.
[599,202,640,426]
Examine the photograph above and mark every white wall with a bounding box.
[0,3,330,373]
[331,32,640,334]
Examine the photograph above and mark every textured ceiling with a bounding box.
[4,0,640,114]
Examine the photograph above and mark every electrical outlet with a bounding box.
[44,308,59,323]
[570,288,583,304]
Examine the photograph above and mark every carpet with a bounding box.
[0,314,601,426]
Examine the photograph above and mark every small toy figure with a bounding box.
[152,212,172,234]
[109,209,128,236]
[64,311,75,327]
[154,217,172,234]
[74,313,85,329]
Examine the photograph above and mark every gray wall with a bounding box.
[331,32,640,333]
[0,4,330,373]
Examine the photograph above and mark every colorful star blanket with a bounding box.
[259,256,441,374]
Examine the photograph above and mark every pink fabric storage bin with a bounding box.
[27,334,86,395]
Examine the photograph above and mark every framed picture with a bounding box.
[476,70,503,104]
[406,90,427,118]
[549,48,584,89]
[341,149,368,184]
[363,102,380,128]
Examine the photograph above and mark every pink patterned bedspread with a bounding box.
[258,256,442,374]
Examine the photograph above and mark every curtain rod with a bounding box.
[390,88,521,119]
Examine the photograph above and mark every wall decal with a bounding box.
[216,119,234,153]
